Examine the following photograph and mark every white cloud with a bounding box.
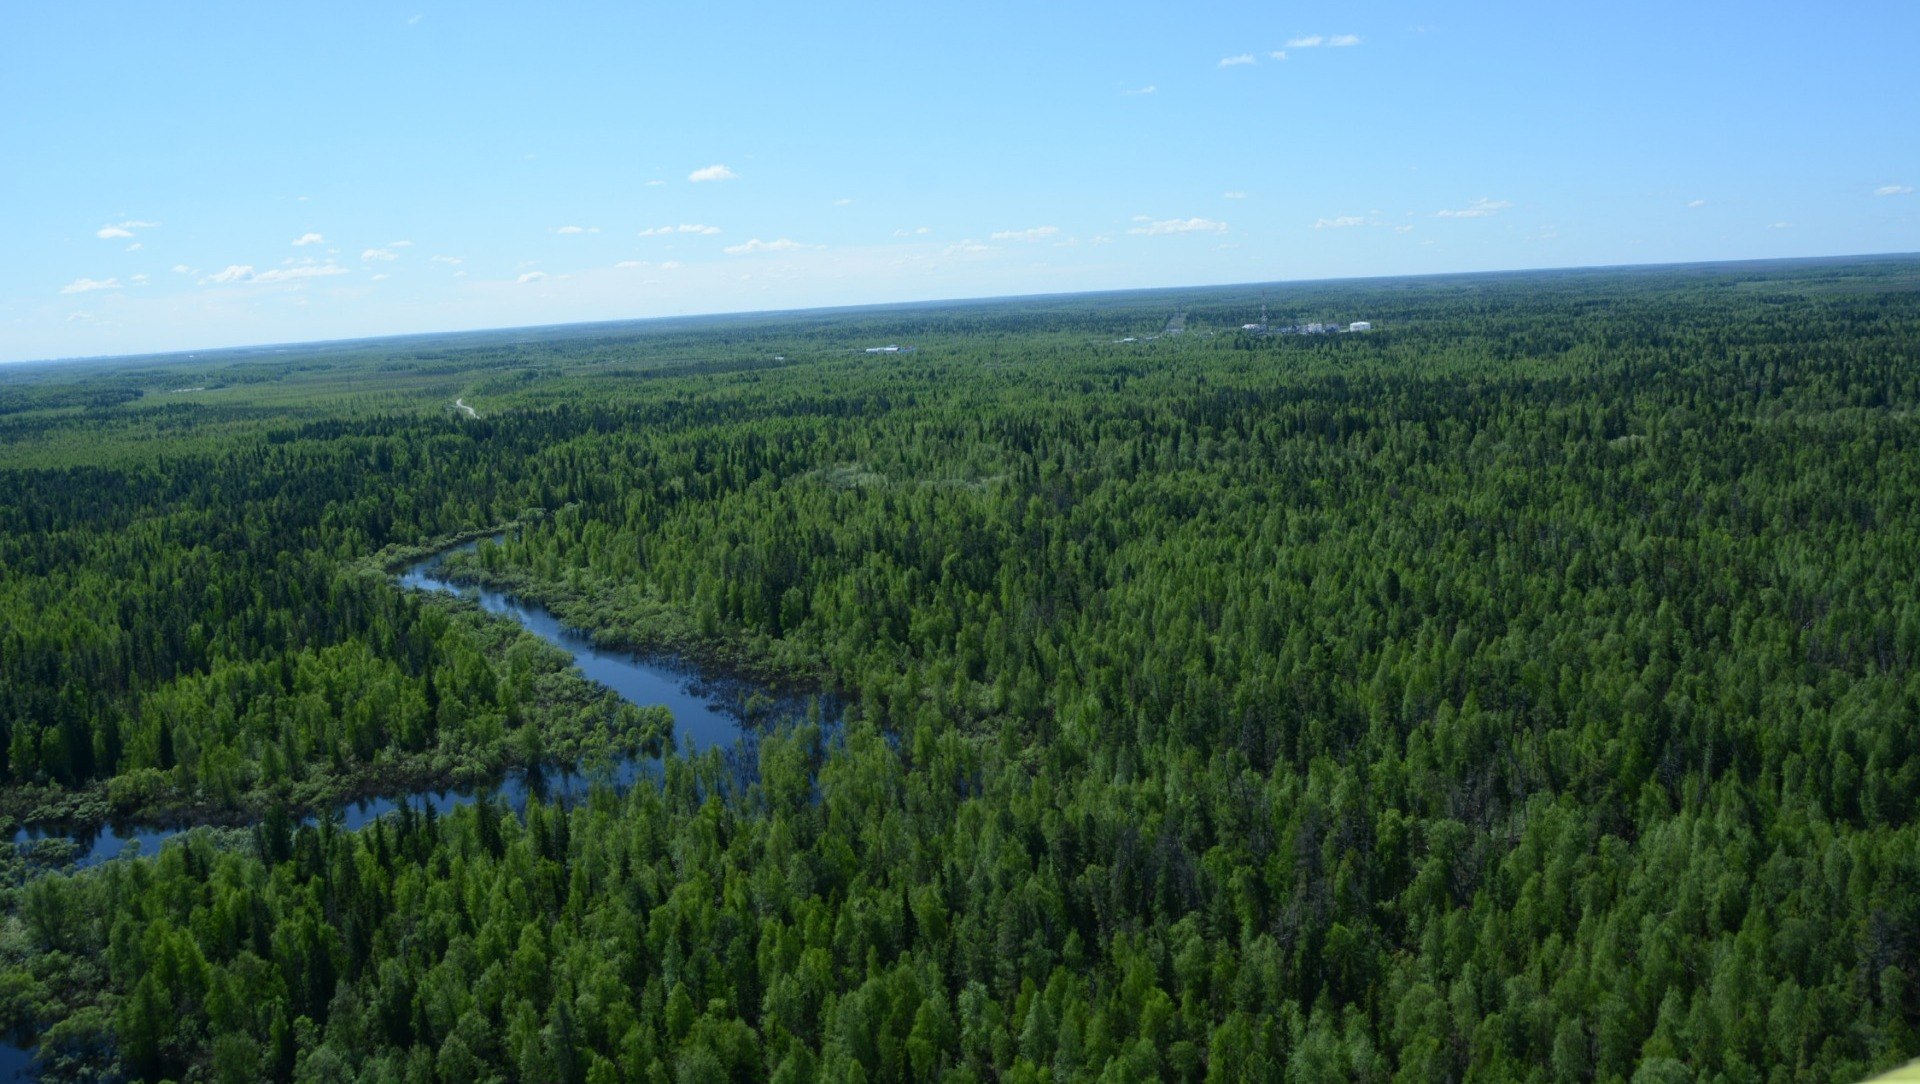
[1123,84,1157,95]
[1313,216,1367,228]
[990,226,1060,242]
[125,242,143,252]
[292,232,326,246]
[646,179,666,187]
[431,255,462,265]
[689,164,738,182]
[1218,54,1256,67]
[556,225,586,234]
[131,273,149,284]
[639,224,721,236]
[1269,51,1288,61]
[60,276,121,294]
[1687,199,1707,208]
[892,226,933,237]
[722,237,812,255]
[834,198,854,206]
[249,265,348,284]
[371,273,390,281]
[1287,34,1361,48]
[172,264,194,275]
[1395,225,1416,233]
[516,271,547,284]
[1770,221,1792,229]
[1128,217,1228,235]
[389,240,414,247]
[943,240,991,255]
[362,248,399,261]
[1436,198,1512,218]
[199,263,347,286]
[615,260,644,269]
[660,261,681,269]
[408,13,423,25]
[95,219,159,240]
[1876,184,1914,197]
[1223,191,1247,199]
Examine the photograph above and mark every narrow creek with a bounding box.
[1,540,835,1078]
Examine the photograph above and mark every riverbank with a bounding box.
[432,542,834,703]
[1,523,664,870]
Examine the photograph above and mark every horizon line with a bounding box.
[10,249,1918,370]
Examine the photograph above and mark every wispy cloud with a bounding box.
[362,248,399,261]
[892,227,933,237]
[834,198,854,206]
[1769,221,1792,229]
[1223,191,1247,200]
[615,260,644,269]
[722,237,813,255]
[943,240,991,255]
[60,276,121,294]
[555,225,601,235]
[1268,51,1288,61]
[389,240,414,247]
[1313,216,1367,229]
[96,219,159,240]
[1436,198,1512,218]
[1876,184,1914,197]
[638,224,721,236]
[990,226,1060,242]
[1123,84,1157,95]
[292,232,326,246]
[689,164,738,183]
[1687,199,1707,208]
[431,255,462,265]
[201,263,348,286]
[125,243,143,252]
[516,271,547,284]
[1128,217,1227,235]
[1287,34,1361,48]
[171,264,194,275]
[1218,54,1256,68]
[252,265,349,284]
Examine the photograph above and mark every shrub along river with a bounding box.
[0,541,838,1078]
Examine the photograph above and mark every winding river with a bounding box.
[1,541,834,1078]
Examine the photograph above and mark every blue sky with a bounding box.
[4,1,1916,363]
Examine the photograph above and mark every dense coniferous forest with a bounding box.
[1,257,1917,1082]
